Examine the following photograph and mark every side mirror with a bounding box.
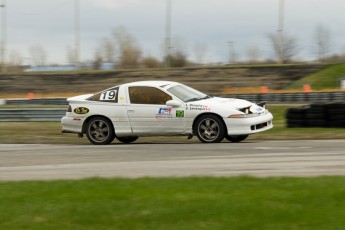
[166,100,182,107]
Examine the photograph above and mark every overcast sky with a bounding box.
[5,0,345,65]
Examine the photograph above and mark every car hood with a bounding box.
[188,97,252,108]
[187,97,265,114]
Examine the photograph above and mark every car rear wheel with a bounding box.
[225,135,248,143]
[117,136,139,144]
[195,115,225,143]
[86,117,115,145]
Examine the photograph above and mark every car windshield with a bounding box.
[167,84,211,102]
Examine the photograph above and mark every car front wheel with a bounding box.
[195,115,225,143]
[86,117,115,145]
[225,135,248,143]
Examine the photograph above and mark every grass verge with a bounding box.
[286,63,345,90]
[1,177,345,230]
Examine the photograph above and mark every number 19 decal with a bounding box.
[100,90,117,100]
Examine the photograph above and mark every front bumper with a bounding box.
[224,112,273,135]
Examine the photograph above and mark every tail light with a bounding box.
[67,105,72,112]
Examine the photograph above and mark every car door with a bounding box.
[87,86,133,136]
[126,86,186,135]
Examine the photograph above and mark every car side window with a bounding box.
[129,86,172,105]
[87,87,119,103]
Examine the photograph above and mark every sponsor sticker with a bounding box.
[187,104,210,111]
[74,107,89,114]
[176,110,184,118]
[156,108,172,119]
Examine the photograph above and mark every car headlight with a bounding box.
[228,113,260,118]
[233,103,267,118]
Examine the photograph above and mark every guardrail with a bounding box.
[4,98,68,105]
[219,92,345,103]
[0,108,66,122]
[2,92,345,106]
[1,92,345,122]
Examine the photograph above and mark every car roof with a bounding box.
[121,80,179,88]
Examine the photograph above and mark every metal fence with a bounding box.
[219,92,345,103]
[4,98,68,105]
[0,108,65,122]
[1,92,345,122]
[2,92,345,106]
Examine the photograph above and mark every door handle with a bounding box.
[127,109,135,113]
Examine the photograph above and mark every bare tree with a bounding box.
[165,51,187,67]
[8,50,22,67]
[163,37,188,67]
[92,38,116,69]
[92,26,142,69]
[92,50,103,70]
[194,42,207,65]
[268,33,298,63]
[314,24,331,62]
[29,45,47,66]
[112,26,142,68]
[98,38,116,63]
[141,56,161,68]
[246,46,261,63]
[66,46,76,65]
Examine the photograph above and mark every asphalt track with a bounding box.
[1,140,345,181]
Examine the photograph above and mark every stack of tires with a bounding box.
[327,103,345,128]
[286,108,307,128]
[286,102,345,128]
[305,104,328,128]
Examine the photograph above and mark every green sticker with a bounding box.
[176,110,184,118]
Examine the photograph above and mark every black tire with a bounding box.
[305,113,325,119]
[286,113,305,120]
[328,120,345,128]
[117,136,139,144]
[86,117,115,145]
[328,114,345,120]
[306,119,327,127]
[287,119,306,126]
[325,103,345,110]
[287,108,307,114]
[287,123,306,128]
[306,108,325,114]
[194,115,225,143]
[310,103,327,109]
[327,109,345,115]
[225,135,248,143]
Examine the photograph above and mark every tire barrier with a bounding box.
[286,102,345,128]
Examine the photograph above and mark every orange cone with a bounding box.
[27,92,34,100]
[303,84,311,93]
[261,86,269,94]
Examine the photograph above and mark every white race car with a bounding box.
[61,81,273,144]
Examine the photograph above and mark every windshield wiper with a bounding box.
[185,96,212,102]
[185,97,200,102]
[202,96,212,99]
